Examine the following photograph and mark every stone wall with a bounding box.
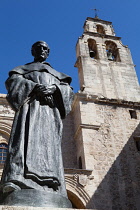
[62,113,77,169]
[76,37,140,102]
[72,93,140,209]
[83,17,115,36]
[0,94,14,177]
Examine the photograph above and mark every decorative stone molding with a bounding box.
[64,168,93,208]
[74,124,100,139]
[0,139,8,145]
[0,94,14,117]
[0,117,13,138]
[73,93,140,108]
[0,98,13,170]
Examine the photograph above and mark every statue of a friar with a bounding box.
[0,41,73,207]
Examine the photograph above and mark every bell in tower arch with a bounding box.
[89,49,96,58]
[88,39,98,59]
[107,49,114,61]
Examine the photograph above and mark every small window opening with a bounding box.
[97,25,105,35]
[136,141,140,151]
[88,39,98,59]
[0,143,8,164]
[134,137,140,151]
[79,156,82,169]
[129,110,137,119]
[105,41,121,62]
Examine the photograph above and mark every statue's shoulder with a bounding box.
[8,62,51,76]
[9,65,27,76]
[8,62,72,84]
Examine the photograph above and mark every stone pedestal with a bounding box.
[0,207,92,210]
[0,190,72,208]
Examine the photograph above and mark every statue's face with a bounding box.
[33,42,48,62]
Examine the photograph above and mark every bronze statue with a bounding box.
[0,41,73,207]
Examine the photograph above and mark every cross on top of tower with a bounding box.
[91,8,99,18]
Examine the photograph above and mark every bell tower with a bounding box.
[72,16,140,209]
[75,17,140,101]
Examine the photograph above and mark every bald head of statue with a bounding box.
[31,41,50,62]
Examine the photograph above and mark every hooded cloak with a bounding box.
[0,62,73,197]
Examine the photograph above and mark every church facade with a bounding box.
[1,16,140,209]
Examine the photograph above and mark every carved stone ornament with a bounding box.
[78,174,88,187]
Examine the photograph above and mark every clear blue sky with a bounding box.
[0,0,139,93]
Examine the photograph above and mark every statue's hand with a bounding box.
[34,84,45,97]
[42,85,57,96]
[34,84,56,97]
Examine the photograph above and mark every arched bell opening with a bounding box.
[96,24,105,35]
[88,39,98,59]
[105,40,121,62]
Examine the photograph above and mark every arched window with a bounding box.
[105,40,121,62]
[0,143,8,164]
[88,39,98,59]
[97,25,105,34]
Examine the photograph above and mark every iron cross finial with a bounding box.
[91,8,99,18]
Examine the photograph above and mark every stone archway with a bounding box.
[0,121,12,139]
[0,118,13,144]
[0,118,13,177]
[65,170,93,209]
[67,190,85,209]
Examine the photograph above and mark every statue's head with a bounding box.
[31,41,50,62]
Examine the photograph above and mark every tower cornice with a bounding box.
[83,31,121,40]
[84,17,112,28]
[73,93,140,109]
